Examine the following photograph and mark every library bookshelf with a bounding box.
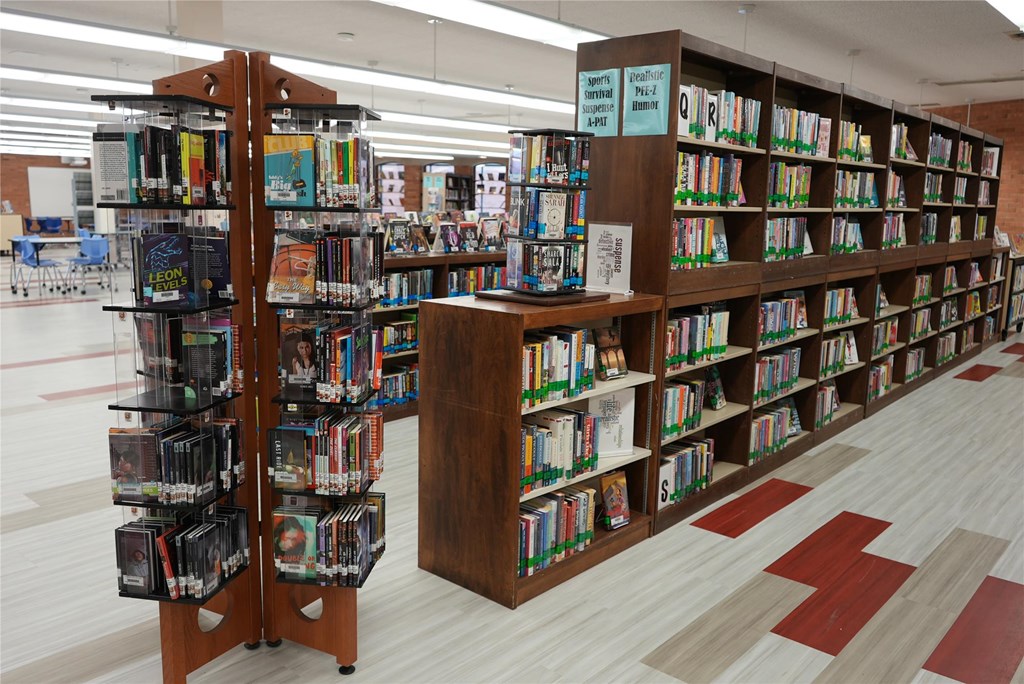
[575,30,1005,535]
[419,293,663,608]
[95,53,262,684]
[374,249,506,421]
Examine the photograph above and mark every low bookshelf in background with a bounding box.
[91,52,262,684]
[249,53,386,676]
[476,129,610,306]
[419,293,663,607]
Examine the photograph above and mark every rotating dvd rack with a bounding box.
[248,52,386,676]
[93,52,262,684]
[477,128,609,306]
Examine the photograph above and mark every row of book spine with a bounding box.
[447,265,506,297]
[928,133,953,167]
[815,380,840,427]
[750,403,793,464]
[961,325,976,352]
[370,364,418,409]
[768,162,811,208]
[509,187,587,240]
[820,334,849,378]
[664,309,730,370]
[936,332,957,366]
[868,354,895,401]
[981,147,1000,177]
[890,123,917,161]
[519,485,596,578]
[913,274,933,305]
[770,105,831,157]
[956,140,974,172]
[658,438,715,509]
[924,172,943,202]
[906,347,926,382]
[910,309,932,340]
[886,171,908,208]
[940,299,959,327]
[521,328,596,408]
[953,177,968,204]
[758,296,803,346]
[831,216,864,254]
[264,133,374,208]
[921,214,938,245]
[521,409,600,495]
[975,216,989,240]
[662,379,706,439]
[311,321,378,403]
[824,287,859,326]
[834,170,878,208]
[986,285,1001,311]
[379,268,433,308]
[966,291,983,319]
[268,411,382,495]
[507,240,586,293]
[675,152,745,207]
[678,85,761,148]
[979,181,991,205]
[943,266,959,290]
[754,347,802,404]
[836,120,872,162]
[950,216,963,242]
[765,216,807,262]
[1012,268,1024,293]
[508,133,591,186]
[671,217,722,270]
[872,318,899,357]
[882,213,907,250]
[380,316,417,354]
[93,124,232,206]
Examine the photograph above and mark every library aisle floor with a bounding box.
[1,265,1022,684]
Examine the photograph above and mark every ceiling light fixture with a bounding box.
[0,132,93,145]
[0,10,225,60]
[370,141,507,157]
[336,32,356,42]
[367,130,509,149]
[369,0,607,51]
[0,95,124,114]
[0,9,574,116]
[376,111,510,134]
[0,144,92,158]
[986,0,1024,29]
[0,137,91,149]
[0,124,93,137]
[0,67,151,94]
[374,152,455,161]
[0,113,103,127]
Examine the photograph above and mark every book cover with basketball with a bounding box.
[265,134,315,206]
[267,231,317,304]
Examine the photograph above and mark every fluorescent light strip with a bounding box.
[0,132,92,145]
[270,56,573,114]
[0,67,151,94]
[370,142,507,157]
[0,11,224,61]
[367,130,509,149]
[369,0,607,51]
[0,125,93,137]
[0,113,102,128]
[0,96,122,115]
[0,145,92,157]
[1,138,90,149]
[377,111,510,134]
[375,152,455,161]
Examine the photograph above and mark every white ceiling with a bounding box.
[1,1,1021,155]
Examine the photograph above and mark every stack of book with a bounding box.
[882,213,907,250]
[953,176,968,205]
[379,269,433,308]
[824,287,859,327]
[754,347,802,404]
[837,120,872,162]
[834,170,878,208]
[961,324,976,352]
[266,232,383,308]
[765,217,808,262]
[868,354,894,400]
[750,403,792,464]
[820,335,848,378]
[675,152,745,206]
[509,133,590,186]
[758,295,805,346]
[678,85,761,148]
[770,105,831,157]
[831,216,864,255]
[521,328,596,409]
[520,409,600,495]
[659,438,715,507]
[518,485,597,577]
[966,291,983,319]
[664,308,730,371]
[671,216,722,269]
[768,162,812,208]
[956,140,973,172]
[924,172,943,203]
[510,187,587,239]
[268,412,382,495]
[928,132,953,167]
[265,133,374,208]
[662,379,707,439]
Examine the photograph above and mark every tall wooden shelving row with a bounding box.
[418,29,1008,609]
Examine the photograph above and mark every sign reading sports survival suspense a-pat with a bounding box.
[577,68,620,137]
[623,63,671,137]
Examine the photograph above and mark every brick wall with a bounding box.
[0,154,91,219]
[926,100,1023,232]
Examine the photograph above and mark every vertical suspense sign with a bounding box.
[577,68,620,137]
[623,63,671,137]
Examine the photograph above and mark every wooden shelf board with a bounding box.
[676,136,766,155]
[981,173,999,180]
[990,276,1006,285]
[912,297,939,310]
[977,204,997,209]
[435,292,663,330]
[834,207,883,213]
[713,461,746,481]
[884,207,920,213]
[987,305,1002,313]
[823,401,862,425]
[871,341,906,361]
[927,164,955,173]
[943,287,966,296]
[668,261,763,293]
[909,329,938,344]
[922,202,953,208]
[753,376,817,408]
[823,316,870,333]
[762,255,830,281]
[767,207,833,214]
[968,280,988,291]
[520,447,652,503]
[890,157,926,168]
[673,205,762,213]
[940,320,963,332]
[522,372,656,416]
[956,170,978,177]
[374,303,420,312]
[382,400,418,422]
[836,159,886,170]
[661,401,750,446]
[383,348,419,360]
[877,304,910,319]
[770,150,836,164]
[758,326,819,352]
[665,345,753,378]
[819,360,867,381]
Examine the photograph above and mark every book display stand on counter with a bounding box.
[248,52,385,677]
[93,52,262,684]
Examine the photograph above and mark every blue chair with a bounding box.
[66,235,114,295]
[75,227,92,239]
[41,217,64,235]
[24,217,41,235]
[13,237,66,297]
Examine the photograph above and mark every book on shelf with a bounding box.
[269,411,382,495]
[521,409,599,495]
[950,215,963,243]
[663,378,706,438]
[448,264,507,297]
[820,335,846,377]
[508,132,590,186]
[868,354,895,399]
[768,161,811,208]
[889,122,918,161]
[975,215,989,240]
[978,180,991,206]
[886,171,908,208]
[824,287,859,326]
[506,241,585,293]
[264,133,375,208]
[765,216,807,262]
[953,176,967,205]
[921,213,938,245]
[705,365,727,410]
[981,146,1000,176]
[771,105,831,157]
[593,325,628,381]
[599,471,630,530]
[135,234,190,306]
[671,216,720,270]
[479,216,506,251]
[665,305,730,371]
[369,363,419,409]
[906,348,926,381]
[381,314,418,354]
[883,212,907,249]
[816,380,840,428]
[956,139,974,172]
[659,437,715,508]
[928,132,953,168]
[834,170,878,208]
[519,485,595,577]
[755,347,802,403]
[750,403,792,464]
[266,231,317,304]
[871,318,897,357]
[777,396,802,436]
[273,500,384,586]
[837,120,873,162]
[675,152,745,207]
[831,216,864,255]
[841,328,860,363]
[521,327,596,409]
[924,172,943,203]
[677,84,761,148]
[181,322,236,399]
[758,296,802,346]
[380,268,433,308]
[910,308,932,339]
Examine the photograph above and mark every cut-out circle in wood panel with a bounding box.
[202,73,220,98]
[288,587,324,622]
[196,590,232,634]
[274,78,292,101]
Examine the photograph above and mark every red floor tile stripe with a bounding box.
[765,511,892,588]
[1001,342,1024,355]
[0,298,100,309]
[923,576,1024,684]
[39,381,137,401]
[1,349,124,370]
[690,478,812,538]
[954,364,1003,382]
[771,553,916,655]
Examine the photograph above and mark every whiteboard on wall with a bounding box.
[27,167,78,218]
